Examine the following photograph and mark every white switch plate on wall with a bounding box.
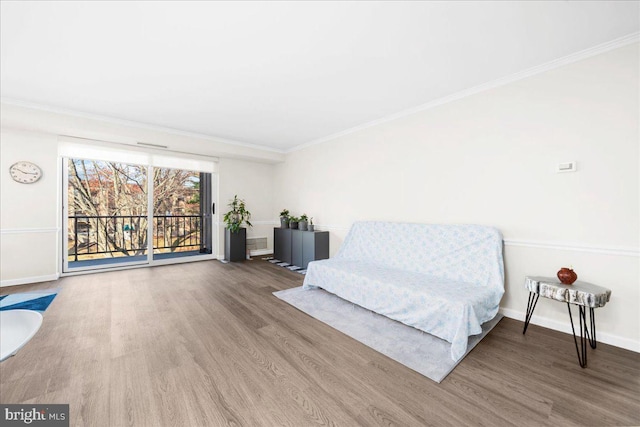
[557,161,577,173]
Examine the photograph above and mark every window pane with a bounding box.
[67,159,148,263]
[152,167,201,255]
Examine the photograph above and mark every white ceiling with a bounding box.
[1,1,638,152]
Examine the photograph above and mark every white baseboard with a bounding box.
[499,307,640,353]
[250,249,272,256]
[216,249,273,261]
[0,273,61,288]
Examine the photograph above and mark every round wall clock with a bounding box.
[10,161,43,184]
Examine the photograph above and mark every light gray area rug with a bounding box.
[273,286,503,383]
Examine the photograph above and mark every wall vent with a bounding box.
[247,237,268,251]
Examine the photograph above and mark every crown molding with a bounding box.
[0,97,286,154]
[288,32,640,153]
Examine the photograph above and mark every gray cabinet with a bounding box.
[291,229,303,267]
[273,228,329,269]
[274,228,292,264]
[224,227,246,262]
[302,231,329,269]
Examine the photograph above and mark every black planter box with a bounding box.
[224,227,246,262]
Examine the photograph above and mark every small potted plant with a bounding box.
[308,217,314,232]
[289,216,299,229]
[279,209,290,228]
[223,195,252,262]
[299,214,309,231]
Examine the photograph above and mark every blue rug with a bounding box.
[0,290,58,312]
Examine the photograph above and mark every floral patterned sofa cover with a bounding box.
[302,221,505,361]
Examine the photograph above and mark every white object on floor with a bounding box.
[303,221,505,361]
[0,309,43,362]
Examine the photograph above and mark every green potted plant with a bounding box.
[299,213,309,231]
[308,217,314,232]
[223,195,252,261]
[279,209,290,228]
[289,216,299,230]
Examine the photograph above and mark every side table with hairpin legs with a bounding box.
[522,276,611,368]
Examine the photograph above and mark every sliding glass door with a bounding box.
[63,156,215,273]
[152,167,204,261]
[65,159,149,269]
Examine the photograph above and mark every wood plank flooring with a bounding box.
[1,259,639,426]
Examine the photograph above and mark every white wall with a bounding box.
[217,158,276,257]
[0,129,60,285]
[0,111,278,286]
[274,43,640,351]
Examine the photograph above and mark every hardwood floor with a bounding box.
[1,259,639,426]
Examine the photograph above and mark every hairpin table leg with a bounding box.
[523,292,540,334]
[587,307,596,349]
[567,304,596,368]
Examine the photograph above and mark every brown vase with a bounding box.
[557,267,577,285]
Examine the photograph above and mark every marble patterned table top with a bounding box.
[524,276,611,308]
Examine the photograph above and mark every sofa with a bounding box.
[302,221,505,361]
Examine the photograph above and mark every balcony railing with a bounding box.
[68,215,202,261]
